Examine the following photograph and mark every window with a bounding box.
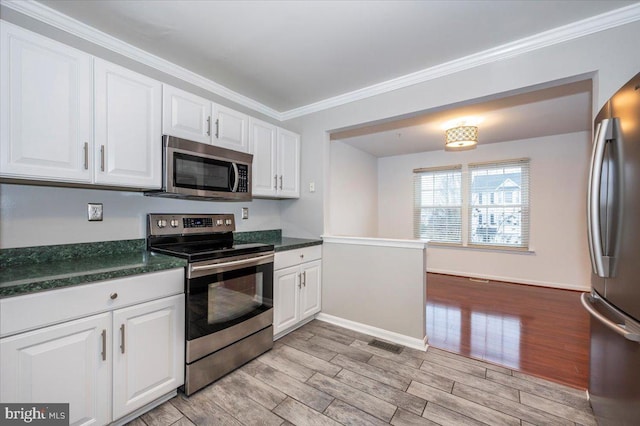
[413,158,530,250]
[413,165,462,243]
[468,159,530,248]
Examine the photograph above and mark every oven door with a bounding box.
[185,253,273,362]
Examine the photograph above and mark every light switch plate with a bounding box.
[88,203,103,221]
[241,207,249,220]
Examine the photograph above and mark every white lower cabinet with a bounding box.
[0,269,185,426]
[0,313,112,426]
[273,246,322,337]
[112,295,184,420]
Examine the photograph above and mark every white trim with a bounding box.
[280,3,640,120]
[427,268,590,292]
[315,313,428,352]
[322,235,427,249]
[3,0,639,120]
[0,0,282,120]
[110,390,176,426]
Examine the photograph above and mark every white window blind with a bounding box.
[413,165,462,243]
[468,159,530,249]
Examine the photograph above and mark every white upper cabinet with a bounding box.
[161,85,249,152]
[277,128,301,198]
[250,118,278,197]
[94,59,162,189]
[212,103,249,152]
[0,22,93,183]
[162,85,212,144]
[250,118,300,199]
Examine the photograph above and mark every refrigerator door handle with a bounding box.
[581,292,640,342]
[587,119,611,278]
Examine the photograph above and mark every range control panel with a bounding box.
[148,213,235,236]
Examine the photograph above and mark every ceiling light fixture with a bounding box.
[445,125,478,151]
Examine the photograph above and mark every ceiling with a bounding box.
[36,0,635,114]
[333,79,592,157]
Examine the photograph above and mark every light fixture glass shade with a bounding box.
[445,125,478,151]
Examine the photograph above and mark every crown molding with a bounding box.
[0,0,283,120]
[3,0,639,122]
[280,2,640,121]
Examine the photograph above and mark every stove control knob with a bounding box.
[225,219,232,226]
[157,219,167,228]
[216,219,223,226]
[170,219,179,228]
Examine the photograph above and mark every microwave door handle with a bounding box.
[231,163,239,192]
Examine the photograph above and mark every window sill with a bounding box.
[425,241,535,255]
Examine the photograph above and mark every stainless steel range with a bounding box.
[147,213,274,396]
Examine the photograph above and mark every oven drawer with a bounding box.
[0,268,184,337]
[274,245,322,270]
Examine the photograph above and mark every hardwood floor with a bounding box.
[426,273,590,389]
[129,320,595,426]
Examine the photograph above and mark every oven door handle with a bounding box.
[190,253,274,276]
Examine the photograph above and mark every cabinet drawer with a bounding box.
[0,268,184,338]
[275,245,322,270]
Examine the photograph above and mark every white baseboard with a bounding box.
[315,313,428,352]
[426,268,590,292]
[111,390,177,426]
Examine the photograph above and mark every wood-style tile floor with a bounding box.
[128,319,595,426]
[426,273,590,390]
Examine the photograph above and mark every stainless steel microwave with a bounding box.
[146,135,252,201]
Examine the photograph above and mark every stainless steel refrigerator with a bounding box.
[581,72,640,426]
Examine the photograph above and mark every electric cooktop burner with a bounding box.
[147,213,273,263]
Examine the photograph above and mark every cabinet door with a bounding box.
[300,260,322,320]
[250,118,278,197]
[213,103,249,152]
[94,59,162,189]
[0,313,111,426]
[112,295,184,421]
[162,85,212,144]
[277,128,300,198]
[0,22,93,183]
[274,266,301,335]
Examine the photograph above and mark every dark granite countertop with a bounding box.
[0,239,186,298]
[234,230,322,252]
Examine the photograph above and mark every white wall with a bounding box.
[321,238,426,346]
[377,131,592,290]
[282,20,640,239]
[328,141,378,236]
[0,184,281,248]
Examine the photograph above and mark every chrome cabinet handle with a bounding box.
[215,118,220,139]
[302,271,306,287]
[279,175,283,190]
[101,329,107,361]
[120,324,125,354]
[110,292,118,300]
[298,273,302,288]
[274,175,278,190]
[83,142,89,170]
[581,293,640,342]
[100,145,105,172]
[206,116,211,136]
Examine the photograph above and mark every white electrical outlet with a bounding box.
[241,207,249,220]
[88,203,103,221]
[309,182,316,193]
